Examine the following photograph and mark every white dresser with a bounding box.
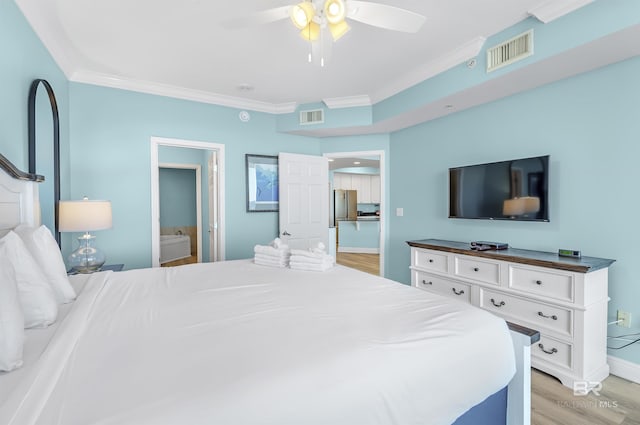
[408,239,615,388]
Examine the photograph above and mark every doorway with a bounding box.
[158,164,201,266]
[323,150,385,277]
[150,137,226,268]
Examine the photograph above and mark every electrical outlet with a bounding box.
[617,310,631,328]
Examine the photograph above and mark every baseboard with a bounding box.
[338,247,380,254]
[608,355,640,384]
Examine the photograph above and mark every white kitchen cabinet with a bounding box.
[370,175,381,203]
[333,172,351,190]
[408,239,615,389]
[333,172,380,204]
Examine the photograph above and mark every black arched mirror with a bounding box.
[28,79,61,246]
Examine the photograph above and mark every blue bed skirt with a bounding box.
[452,386,508,425]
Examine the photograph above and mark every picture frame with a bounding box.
[245,154,279,212]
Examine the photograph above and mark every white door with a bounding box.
[208,151,218,262]
[279,152,328,250]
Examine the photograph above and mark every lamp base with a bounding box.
[68,233,106,274]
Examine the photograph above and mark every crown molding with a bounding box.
[370,36,487,104]
[528,0,594,23]
[322,95,372,109]
[69,70,298,114]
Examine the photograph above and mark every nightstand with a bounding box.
[67,264,124,275]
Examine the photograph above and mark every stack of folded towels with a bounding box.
[254,238,291,267]
[290,242,335,272]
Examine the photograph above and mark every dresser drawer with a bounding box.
[415,271,471,303]
[454,256,500,285]
[533,335,573,370]
[413,249,449,274]
[509,265,574,302]
[479,288,573,337]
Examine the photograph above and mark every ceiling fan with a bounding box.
[224,0,426,66]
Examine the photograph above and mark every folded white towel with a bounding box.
[311,242,326,254]
[253,257,289,267]
[254,244,290,257]
[271,237,289,250]
[290,249,330,259]
[255,253,289,264]
[289,254,334,265]
[290,261,334,272]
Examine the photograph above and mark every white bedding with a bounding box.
[0,260,515,425]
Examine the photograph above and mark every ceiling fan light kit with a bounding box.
[290,2,315,29]
[325,0,347,24]
[300,21,321,41]
[232,0,425,66]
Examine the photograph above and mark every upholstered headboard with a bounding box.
[0,153,43,237]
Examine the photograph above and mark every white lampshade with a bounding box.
[58,199,112,232]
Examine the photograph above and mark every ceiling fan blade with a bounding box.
[347,1,425,33]
[221,5,291,29]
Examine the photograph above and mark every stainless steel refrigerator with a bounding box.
[332,189,357,226]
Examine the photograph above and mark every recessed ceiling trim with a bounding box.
[528,0,594,23]
[323,95,372,109]
[69,70,298,114]
[370,36,487,104]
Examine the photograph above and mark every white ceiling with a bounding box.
[15,0,640,136]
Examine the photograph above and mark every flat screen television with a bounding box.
[449,155,549,222]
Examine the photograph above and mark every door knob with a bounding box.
[282,231,291,236]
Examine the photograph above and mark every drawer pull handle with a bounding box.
[428,259,434,263]
[490,298,505,307]
[535,280,543,285]
[473,267,479,272]
[538,311,558,320]
[452,288,465,296]
[422,279,433,285]
[538,344,558,355]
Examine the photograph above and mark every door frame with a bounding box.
[158,163,202,264]
[323,150,385,277]
[150,136,226,267]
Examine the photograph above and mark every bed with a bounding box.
[0,153,535,425]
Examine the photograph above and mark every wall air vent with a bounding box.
[299,109,324,125]
[486,30,533,72]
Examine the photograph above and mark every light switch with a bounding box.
[396,208,404,217]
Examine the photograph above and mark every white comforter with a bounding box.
[1,260,515,425]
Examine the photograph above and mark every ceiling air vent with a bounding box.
[299,109,324,125]
[486,29,533,72]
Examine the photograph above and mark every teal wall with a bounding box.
[0,0,70,239]
[387,56,640,364]
[67,83,325,268]
[159,168,197,227]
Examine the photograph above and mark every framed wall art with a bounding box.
[245,154,278,212]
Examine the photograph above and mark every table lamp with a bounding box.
[58,197,112,273]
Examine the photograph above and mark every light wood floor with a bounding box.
[161,255,198,267]
[532,369,640,425]
[335,252,380,276]
[333,252,640,424]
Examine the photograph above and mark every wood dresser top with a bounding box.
[407,239,615,273]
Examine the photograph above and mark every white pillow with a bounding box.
[0,257,25,371]
[14,224,76,303]
[0,231,58,328]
